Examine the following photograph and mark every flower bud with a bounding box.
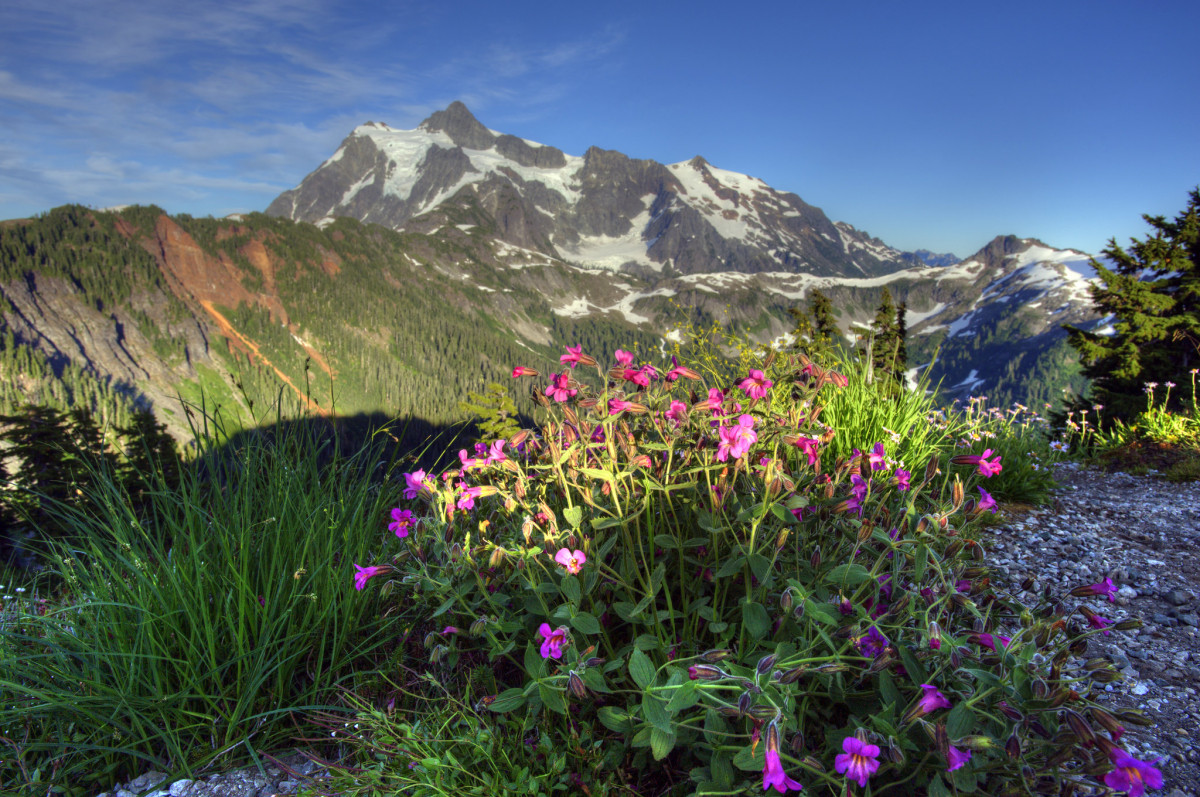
[1005,732,1021,759]
[429,644,450,664]
[756,654,778,676]
[810,547,821,570]
[1062,708,1096,747]
[750,705,780,721]
[1090,707,1124,738]
[1116,708,1152,727]
[488,547,507,568]
[789,731,806,754]
[737,692,753,716]
[1114,618,1142,631]
[469,616,489,635]
[952,735,995,751]
[777,666,807,685]
[567,671,589,701]
[780,587,794,612]
[700,648,733,663]
[687,664,725,681]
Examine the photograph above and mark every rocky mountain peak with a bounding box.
[418,101,496,150]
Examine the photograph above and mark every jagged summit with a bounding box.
[267,103,926,279]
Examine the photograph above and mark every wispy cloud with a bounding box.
[0,0,627,217]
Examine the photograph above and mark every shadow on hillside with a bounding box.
[197,411,481,483]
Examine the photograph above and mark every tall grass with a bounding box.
[0,408,407,795]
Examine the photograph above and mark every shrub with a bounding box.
[342,343,1152,795]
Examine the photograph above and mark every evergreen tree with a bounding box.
[857,288,903,388]
[809,290,839,350]
[895,300,909,380]
[457,383,523,444]
[117,406,182,506]
[1064,188,1200,419]
[0,405,76,549]
[787,306,815,349]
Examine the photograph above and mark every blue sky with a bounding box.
[1,0,1197,257]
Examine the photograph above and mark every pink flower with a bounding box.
[665,400,687,426]
[512,366,539,378]
[560,344,585,368]
[485,439,507,464]
[792,436,820,468]
[621,367,651,387]
[716,414,757,461]
[977,486,996,512]
[952,449,1003,477]
[353,564,385,591]
[1104,750,1163,797]
[388,508,414,538]
[1087,613,1113,636]
[544,372,577,402]
[608,398,633,415]
[538,623,568,659]
[850,474,868,502]
[442,626,459,635]
[664,358,700,381]
[458,448,482,471]
[946,745,971,772]
[614,349,634,367]
[738,369,773,400]
[834,736,881,788]
[917,684,952,714]
[403,470,432,500]
[456,483,482,511]
[1093,577,1118,603]
[762,749,804,793]
[894,469,911,491]
[554,547,587,574]
[972,632,1012,651]
[867,442,888,471]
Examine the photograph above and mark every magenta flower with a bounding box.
[854,626,888,658]
[621,367,652,387]
[792,436,820,468]
[977,486,997,513]
[511,366,538,378]
[608,398,634,415]
[762,748,804,793]
[485,439,507,464]
[738,369,774,400]
[951,449,1003,477]
[1104,750,1163,797]
[946,745,971,772]
[560,344,585,368]
[917,684,952,714]
[850,474,868,502]
[867,442,888,471]
[402,470,432,500]
[834,736,881,788]
[388,508,415,538]
[716,415,757,462]
[894,468,911,491]
[353,563,385,591]
[458,448,481,471]
[614,349,634,366]
[1087,613,1113,636]
[544,372,577,402]
[537,623,569,659]
[972,632,1012,651]
[456,483,482,511]
[554,547,587,574]
[664,358,700,381]
[665,400,687,426]
[1094,577,1118,603]
[707,387,725,415]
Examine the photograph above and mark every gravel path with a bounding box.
[983,461,1200,796]
[92,461,1200,797]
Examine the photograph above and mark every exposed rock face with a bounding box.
[265,102,922,278]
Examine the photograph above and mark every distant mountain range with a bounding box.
[0,103,1101,441]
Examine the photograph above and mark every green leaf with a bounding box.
[665,680,700,713]
[629,647,656,689]
[431,595,456,618]
[732,742,765,771]
[633,633,660,650]
[650,727,676,761]
[946,702,974,739]
[898,644,928,684]
[653,534,682,549]
[711,752,735,787]
[703,708,729,746]
[951,766,979,791]
[642,692,672,734]
[650,562,666,594]
[804,599,840,626]
[524,641,546,678]
[742,601,772,639]
[561,575,580,605]
[597,706,631,733]
[709,621,728,633]
[570,611,601,635]
[592,516,624,532]
[770,503,797,524]
[563,505,583,530]
[878,670,902,715]
[582,667,612,694]
[914,543,928,583]
[486,688,526,713]
[579,467,616,485]
[539,682,566,715]
[748,553,772,582]
[824,563,873,586]
[927,774,952,797]
[714,554,746,579]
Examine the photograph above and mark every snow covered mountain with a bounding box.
[268,102,929,279]
[266,103,1103,405]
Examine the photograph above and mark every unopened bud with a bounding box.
[687,664,725,682]
[584,657,605,668]
[780,588,794,612]
[469,616,489,635]
[737,692,753,716]
[1005,732,1021,759]
[488,547,506,568]
[1116,709,1152,727]
[1062,709,1096,747]
[810,547,822,569]
[750,705,779,721]
[1114,618,1143,631]
[567,671,589,701]
[952,735,994,751]
[756,654,778,676]
[700,648,734,663]
[777,666,807,685]
[429,644,450,664]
